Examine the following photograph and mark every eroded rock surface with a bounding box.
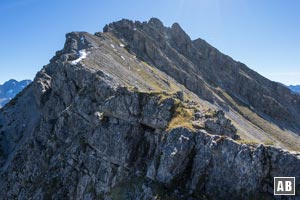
[0,19,300,200]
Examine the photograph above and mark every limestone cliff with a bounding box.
[0,18,299,199]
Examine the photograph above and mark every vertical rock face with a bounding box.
[0,19,300,199]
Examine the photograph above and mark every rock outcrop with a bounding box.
[0,18,300,199]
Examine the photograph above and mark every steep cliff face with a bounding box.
[0,19,300,199]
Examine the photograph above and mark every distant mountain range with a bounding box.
[289,85,300,93]
[0,79,32,107]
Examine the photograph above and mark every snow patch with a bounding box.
[71,50,88,65]
[170,147,178,157]
[121,56,125,60]
[80,36,85,44]
[119,43,125,47]
[209,139,217,147]
[110,44,115,49]
[179,135,189,143]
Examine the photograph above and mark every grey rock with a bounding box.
[0,18,299,200]
[105,18,300,138]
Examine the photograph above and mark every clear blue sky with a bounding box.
[1,0,299,85]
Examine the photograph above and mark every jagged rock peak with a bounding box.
[103,18,165,32]
[1,18,300,199]
[148,17,164,28]
[170,22,191,40]
[103,18,190,44]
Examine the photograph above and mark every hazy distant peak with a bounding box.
[289,85,300,93]
[0,79,32,107]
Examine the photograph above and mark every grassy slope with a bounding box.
[217,88,300,151]
[83,32,300,152]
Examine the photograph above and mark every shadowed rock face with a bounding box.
[0,19,300,199]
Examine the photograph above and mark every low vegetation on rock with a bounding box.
[0,18,299,199]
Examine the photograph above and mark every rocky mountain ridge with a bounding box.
[0,18,299,199]
[0,79,31,107]
[105,19,300,129]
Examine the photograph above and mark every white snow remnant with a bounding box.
[80,36,85,44]
[179,135,189,143]
[121,56,125,60]
[170,147,178,157]
[110,44,115,49]
[119,43,125,47]
[71,50,88,65]
[209,139,217,147]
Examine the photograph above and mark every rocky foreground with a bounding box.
[0,18,300,199]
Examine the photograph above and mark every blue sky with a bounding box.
[0,0,299,85]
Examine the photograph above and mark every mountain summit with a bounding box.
[0,18,299,199]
